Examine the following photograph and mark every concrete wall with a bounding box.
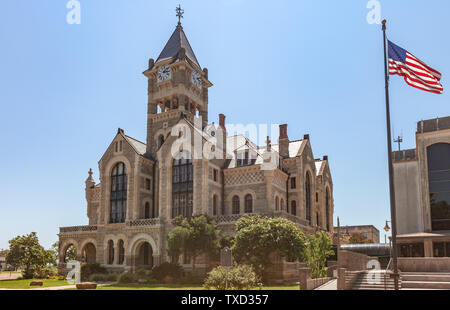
[338,250,370,271]
[394,160,423,235]
[398,257,450,272]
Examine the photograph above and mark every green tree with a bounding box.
[302,231,335,279]
[6,232,47,278]
[232,215,305,278]
[167,215,220,271]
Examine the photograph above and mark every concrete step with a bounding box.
[402,281,450,289]
[402,274,450,282]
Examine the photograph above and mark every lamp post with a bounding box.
[384,220,391,244]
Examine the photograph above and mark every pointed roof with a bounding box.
[156,25,201,69]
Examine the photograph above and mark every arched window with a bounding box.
[428,143,450,231]
[232,196,240,214]
[275,196,279,211]
[326,188,331,231]
[108,240,114,265]
[280,199,285,212]
[110,162,127,223]
[172,152,193,218]
[213,195,218,216]
[245,194,253,213]
[291,201,297,216]
[118,240,125,265]
[305,172,312,222]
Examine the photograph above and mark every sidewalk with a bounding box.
[314,279,337,290]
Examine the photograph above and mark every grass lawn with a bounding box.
[91,283,299,290]
[0,278,70,289]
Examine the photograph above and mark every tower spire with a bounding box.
[176,4,184,27]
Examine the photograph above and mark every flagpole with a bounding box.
[382,19,400,290]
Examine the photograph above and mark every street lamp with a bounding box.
[384,220,391,244]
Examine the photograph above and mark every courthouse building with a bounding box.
[58,14,334,276]
[394,116,450,258]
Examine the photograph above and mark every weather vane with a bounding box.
[176,5,184,25]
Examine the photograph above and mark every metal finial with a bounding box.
[176,5,184,26]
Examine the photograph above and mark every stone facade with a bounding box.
[58,20,335,276]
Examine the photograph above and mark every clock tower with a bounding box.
[143,10,213,158]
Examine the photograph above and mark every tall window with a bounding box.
[280,199,285,212]
[108,240,114,265]
[291,177,296,189]
[172,153,193,218]
[118,240,125,265]
[245,194,253,213]
[428,143,450,231]
[305,172,312,222]
[213,195,218,216]
[275,196,279,211]
[232,196,240,214]
[291,201,297,216]
[326,188,331,231]
[110,162,127,223]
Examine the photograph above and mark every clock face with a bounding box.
[157,65,171,82]
[191,71,202,88]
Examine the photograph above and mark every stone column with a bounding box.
[152,254,161,267]
[114,240,119,265]
[299,267,311,290]
[337,268,347,290]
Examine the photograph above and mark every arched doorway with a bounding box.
[63,244,78,263]
[82,243,96,264]
[136,242,153,270]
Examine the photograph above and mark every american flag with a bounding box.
[388,40,443,94]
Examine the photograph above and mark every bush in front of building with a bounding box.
[150,262,184,282]
[117,272,136,283]
[204,265,259,290]
[81,263,108,281]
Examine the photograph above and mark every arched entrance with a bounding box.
[82,243,96,264]
[63,244,78,263]
[136,242,153,270]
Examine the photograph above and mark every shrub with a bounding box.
[89,273,108,282]
[105,273,118,282]
[146,277,158,285]
[204,265,259,290]
[34,266,58,279]
[81,263,107,281]
[118,272,136,284]
[135,267,148,278]
[180,272,204,285]
[151,262,184,281]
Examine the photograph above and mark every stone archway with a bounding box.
[81,242,96,264]
[128,233,159,272]
[135,242,153,270]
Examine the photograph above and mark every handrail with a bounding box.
[384,258,392,290]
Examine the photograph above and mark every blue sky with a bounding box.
[0,0,449,249]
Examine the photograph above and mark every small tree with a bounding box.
[232,215,305,278]
[167,215,220,271]
[302,231,335,279]
[6,232,47,278]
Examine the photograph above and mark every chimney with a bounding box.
[218,114,227,158]
[279,124,289,158]
[219,114,226,129]
[303,134,310,140]
[323,155,328,161]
